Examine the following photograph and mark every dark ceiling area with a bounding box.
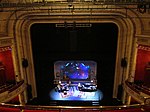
[30,23,118,105]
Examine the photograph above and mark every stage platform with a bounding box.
[49,85,103,106]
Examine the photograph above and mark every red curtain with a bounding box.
[135,45,150,86]
[0,46,15,82]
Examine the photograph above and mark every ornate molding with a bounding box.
[136,35,150,46]
[0,80,26,103]
[0,37,13,47]
[124,81,150,105]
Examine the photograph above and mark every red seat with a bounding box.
[0,107,20,112]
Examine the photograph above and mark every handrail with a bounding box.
[135,85,150,96]
[8,80,24,92]
[125,81,140,94]
[0,80,26,103]
[0,80,149,111]
[124,81,150,105]
[125,81,150,96]
[0,103,149,111]
[0,84,14,93]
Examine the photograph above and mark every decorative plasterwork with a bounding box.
[124,81,150,105]
[0,81,26,103]
[136,35,150,46]
[0,37,13,47]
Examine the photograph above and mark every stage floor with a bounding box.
[49,86,103,102]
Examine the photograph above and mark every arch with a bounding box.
[5,6,143,103]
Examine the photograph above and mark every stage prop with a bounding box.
[49,61,103,105]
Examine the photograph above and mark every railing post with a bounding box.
[126,95,131,105]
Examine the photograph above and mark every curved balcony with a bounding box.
[124,80,150,105]
[0,80,150,111]
[0,102,150,112]
[0,80,26,103]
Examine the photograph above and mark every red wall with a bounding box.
[135,45,150,86]
[0,46,15,82]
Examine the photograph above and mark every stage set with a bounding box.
[49,61,103,105]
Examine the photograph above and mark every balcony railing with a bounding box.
[0,79,150,111]
[124,81,150,105]
[0,102,150,112]
[0,80,26,103]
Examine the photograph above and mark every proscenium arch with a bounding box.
[11,10,137,103]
